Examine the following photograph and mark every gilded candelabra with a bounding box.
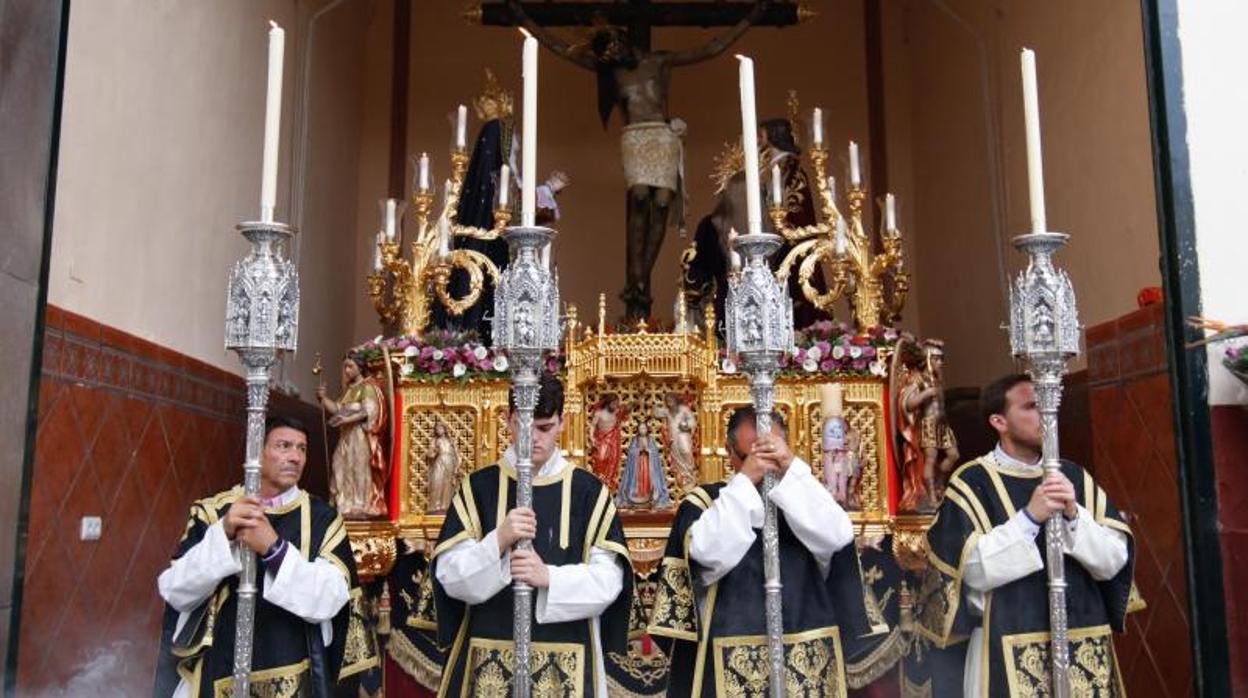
[367,143,513,337]
[768,143,909,331]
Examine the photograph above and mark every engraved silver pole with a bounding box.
[224,220,300,697]
[726,232,794,698]
[1008,230,1080,698]
[492,225,561,698]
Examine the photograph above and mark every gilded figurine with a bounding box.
[895,338,959,511]
[317,357,388,518]
[424,420,460,513]
[655,392,698,493]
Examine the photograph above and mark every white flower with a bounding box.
[802,357,818,372]
[452,362,467,378]
[400,363,415,376]
[849,346,863,359]
[722,358,737,374]
[884,328,899,341]
[403,346,418,357]
[373,334,384,345]
[492,355,509,372]
[832,345,846,360]
[473,345,489,360]
[806,345,822,362]
[432,349,444,361]
[869,359,887,377]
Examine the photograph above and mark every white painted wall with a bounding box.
[1177,0,1248,406]
[47,0,373,399]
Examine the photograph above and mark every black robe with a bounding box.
[152,488,377,697]
[911,454,1140,696]
[436,117,511,337]
[431,463,634,697]
[647,482,884,697]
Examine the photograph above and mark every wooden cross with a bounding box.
[474,1,809,51]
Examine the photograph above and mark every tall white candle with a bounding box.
[384,198,397,241]
[884,193,896,232]
[455,104,468,150]
[521,31,538,227]
[771,164,783,207]
[438,217,450,257]
[260,21,285,222]
[736,55,763,235]
[498,164,511,207]
[827,175,836,200]
[1020,48,1046,233]
[812,107,823,147]
[374,230,384,271]
[835,217,848,255]
[418,153,430,192]
[848,141,861,188]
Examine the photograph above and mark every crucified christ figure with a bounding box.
[508,0,770,321]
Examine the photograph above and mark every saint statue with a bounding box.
[655,392,697,493]
[511,4,767,320]
[617,422,671,509]
[317,357,388,518]
[424,420,460,513]
[895,338,959,511]
[590,393,626,489]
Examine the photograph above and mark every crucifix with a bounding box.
[476,1,809,321]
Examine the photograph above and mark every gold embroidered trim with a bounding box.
[711,626,847,698]
[386,627,443,691]
[407,561,439,631]
[947,479,990,534]
[1001,624,1123,697]
[915,532,980,646]
[340,592,381,679]
[900,672,932,698]
[846,627,907,689]
[1126,582,1147,614]
[212,659,309,698]
[462,638,585,697]
[647,556,698,641]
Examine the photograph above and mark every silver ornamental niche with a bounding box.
[223,219,299,698]
[491,224,560,698]
[724,230,794,698]
[1007,228,1080,698]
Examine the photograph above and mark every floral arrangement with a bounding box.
[1225,344,1248,384]
[1187,316,1248,388]
[720,320,899,378]
[348,330,563,382]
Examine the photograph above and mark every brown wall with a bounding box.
[1086,304,1192,698]
[16,307,327,695]
[883,0,1160,388]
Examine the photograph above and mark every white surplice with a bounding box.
[156,486,351,698]
[687,457,855,589]
[960,446,1130,698]
[434,449,625,697]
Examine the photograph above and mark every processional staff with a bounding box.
[726,54,794,698]
[224,20,300,698]
[492,29,563,698]
[1011,47,1081,698]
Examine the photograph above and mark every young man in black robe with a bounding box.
[912,373,1137,696]
[153,415,377,697]
[432,373,633,696]
[648,407,882,696]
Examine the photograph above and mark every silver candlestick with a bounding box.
[492,225,561,698]
[224,220,300,698]
[1008,229,1080,698]
[725,231,794,698]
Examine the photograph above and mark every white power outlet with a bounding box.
[80,516,102,541]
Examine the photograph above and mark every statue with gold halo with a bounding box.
[317,357,388,518]
[424,420,460,513]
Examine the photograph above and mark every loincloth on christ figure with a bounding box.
[620,121,682,191]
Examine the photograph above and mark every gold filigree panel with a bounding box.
[405,406,476,516]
